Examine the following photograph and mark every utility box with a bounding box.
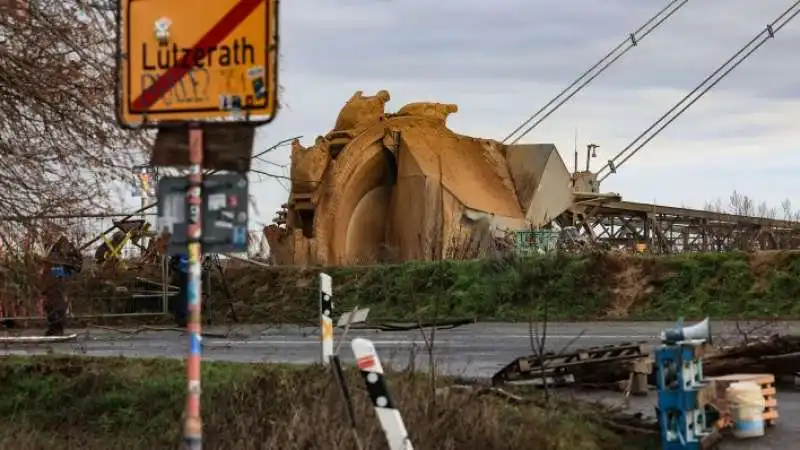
[156,173,250,255]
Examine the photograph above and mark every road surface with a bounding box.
[0,321,797,449]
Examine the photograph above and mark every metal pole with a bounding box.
[183,125,204,450]
[141,172,149,258]
[162,254,169,314]
[573,128,578,177]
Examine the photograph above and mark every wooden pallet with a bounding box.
[707,373,779,429]
[492,341,651,386]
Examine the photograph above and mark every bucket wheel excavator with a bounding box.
[268,1,800,265]
[266,90,574,266]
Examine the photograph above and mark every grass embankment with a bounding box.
[0,356,655,450]
[75,251,800,324]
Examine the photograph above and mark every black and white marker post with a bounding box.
[351,337,414,450]
[319,272,334,366]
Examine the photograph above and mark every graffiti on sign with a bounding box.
[116,0,279,127]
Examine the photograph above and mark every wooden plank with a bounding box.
[0,334,78,343]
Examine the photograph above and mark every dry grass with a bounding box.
[0,356,655,450]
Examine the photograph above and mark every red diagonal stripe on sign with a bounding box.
[131,0,264,111]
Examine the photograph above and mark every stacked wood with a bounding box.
[704,335,800,379]
[493,335,799,393]
[492,342,652,395]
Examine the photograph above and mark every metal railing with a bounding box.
[0,255,178,323]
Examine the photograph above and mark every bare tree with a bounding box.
[728,190,755,216]
[757,202,768,219]
[703,198,724,213]
[704,192,793,221]
[781,199,793,220]
[0,1,150,247]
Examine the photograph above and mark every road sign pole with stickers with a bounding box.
[154,168,250,450]
[116,1,278,448]
[183,125,205,450]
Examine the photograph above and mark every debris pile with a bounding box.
[492,334,800,391]
[491,341,652,394]
[704,334,800,380]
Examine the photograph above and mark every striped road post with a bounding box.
[319,272,334,366]
[183,126,204,449]
[351,337,414,450]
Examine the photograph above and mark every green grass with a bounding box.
[205,251,800,323]
[0,356,656,450]
[57,251,800,324]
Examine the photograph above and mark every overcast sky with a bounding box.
[126,0,800,230]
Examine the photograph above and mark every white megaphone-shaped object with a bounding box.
[660,317,712,344]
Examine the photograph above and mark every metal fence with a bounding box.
[0,213,170,322]
[0,256,179,323]
[0,212,269,324]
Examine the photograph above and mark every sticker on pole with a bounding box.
[116,0,279,128]
[156,173,250,255]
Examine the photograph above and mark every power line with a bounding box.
[596,0,800,183]
[502,0,690,145]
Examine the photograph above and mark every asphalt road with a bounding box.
[0,321,797,449]
[3,321,796,376]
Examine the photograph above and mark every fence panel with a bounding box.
[0,212,273,325]
[0,213,174,322]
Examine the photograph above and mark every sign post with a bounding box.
[116,1,279,449]
[183,126,204,449]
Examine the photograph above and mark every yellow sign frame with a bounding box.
[116,0,279,128]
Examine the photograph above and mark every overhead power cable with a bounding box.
[502,0,690,145]
[596,0,800,183]
[77,135,300,251]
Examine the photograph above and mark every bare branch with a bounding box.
[0,0,150,250]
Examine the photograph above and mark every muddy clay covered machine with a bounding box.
[266,88,800,266]
[266,90,581,266]
[266,1,800,265]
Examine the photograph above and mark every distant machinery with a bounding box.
[504,0,800,255]
[267,89,800,266]
[38,1,797,265]
[93,219,156,266]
